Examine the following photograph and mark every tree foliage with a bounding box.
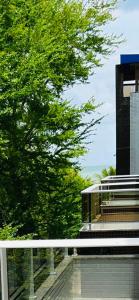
[0,0,119,237]
[0,224,32,239]
[95,165,116,182]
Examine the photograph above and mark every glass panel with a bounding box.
[91,192,100,221]
[7,248,27,299]
[82,188,139,227]
[7,247,64,300]
[33,248,50,292]
[4,246,139,299]
[82,194,89,223]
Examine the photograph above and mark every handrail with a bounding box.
[102,175,139,179]
[81,181,139,194]
[0,238,139,248]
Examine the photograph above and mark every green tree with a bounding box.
[0,224,32,239]
[38,168,92,238]
[95,165,116,182]
[0,0,119,236]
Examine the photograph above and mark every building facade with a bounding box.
[116,55,139,174]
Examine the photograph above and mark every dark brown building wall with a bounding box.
[116,65,130,175]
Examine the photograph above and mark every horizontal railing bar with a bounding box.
[82,188,139,194]
[94,188,139,193]
[104,175,139,178]
[100,181,139,186]
[102,178,139,182]
[0,238,139,249]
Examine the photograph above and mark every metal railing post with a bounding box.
[0,248,8,300]
[29,248,37,300]
[49,248,56,275]
[64,247,69,258]
[72,248,78,256]
[89,222,91,230]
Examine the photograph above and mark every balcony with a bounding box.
[80,175,139,239]
[1,239,139,299]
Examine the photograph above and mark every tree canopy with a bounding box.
[95,165,116,182]
[0,0,119,237]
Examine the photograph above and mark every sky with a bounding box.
[65,0,139,168]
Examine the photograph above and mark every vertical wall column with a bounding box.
[130,92,139,174]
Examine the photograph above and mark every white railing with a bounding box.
[81,181,139,194]
[1,238,139,300]
[1,237,139,248]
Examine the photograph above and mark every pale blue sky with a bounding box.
[120,0,139,10]
[65,0,139,168]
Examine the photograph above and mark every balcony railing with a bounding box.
[81,176,139,224]
[1,238,139,300]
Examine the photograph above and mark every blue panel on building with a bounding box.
[121,54,139,64]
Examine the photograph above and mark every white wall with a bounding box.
[130,92,139,174]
